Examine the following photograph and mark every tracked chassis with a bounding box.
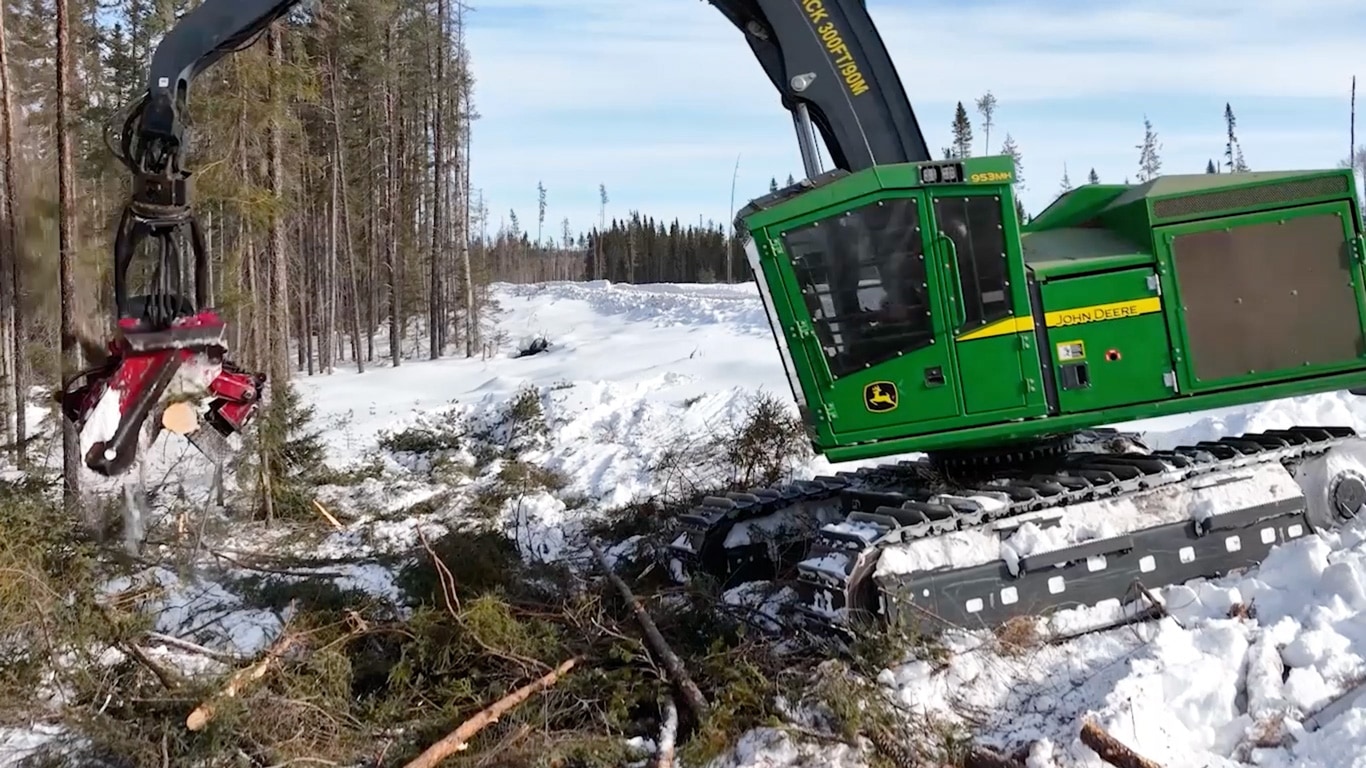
[665,426,1366,635]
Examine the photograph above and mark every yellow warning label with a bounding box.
[956,316,1033,341]
[801,0,871,97]
[1044,296,1162,328]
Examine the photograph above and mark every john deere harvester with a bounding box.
[665,0,1366,633]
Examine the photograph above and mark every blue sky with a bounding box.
[464,0,1365,243]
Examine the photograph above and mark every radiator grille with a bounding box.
[1152,176,1349,221]
[1171,212,1362,383]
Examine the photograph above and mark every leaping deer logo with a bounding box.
[864,381,898,412]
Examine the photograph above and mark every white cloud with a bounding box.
[466,0,1364,238]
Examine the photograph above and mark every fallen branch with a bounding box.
[1080,718,1162,768]
[186,624,302,732]
[965,743,1026,768]
[147,631,243,663]
[311,499,345,531]
[1049,602,1164,645]
[587,538,710,720]
[401,656,579,768]
[95,603,186,691]
[1304,674,1366,732]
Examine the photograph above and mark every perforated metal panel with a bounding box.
[1152,176,1349,221]
[1169,212,1363,383]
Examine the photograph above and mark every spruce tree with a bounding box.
[769,177,779,193]
[1206,159,1217,174]
[1223,103,1249,172]
[975,90,997,155]
[1136,116,1162,182]
[1059,163,1072,193]
[1000,133,1023,188]
[951,101,973,158]
[1087,168,1100,184]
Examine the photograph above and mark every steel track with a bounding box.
[663,425,1365,635]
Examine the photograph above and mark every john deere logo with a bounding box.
[864,381,898,412]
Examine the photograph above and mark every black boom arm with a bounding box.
[134,0,299,188]
[706,0,931,175]
[106,0,301,326]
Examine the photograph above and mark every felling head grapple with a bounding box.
[57,0,289,477]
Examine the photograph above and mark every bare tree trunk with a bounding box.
[236,90,266,371]
[428,0,445,360]
[266,25,290,385]
[365,110,377,364]
[204,208,215,306]
[0,2,21,462]
[328,64,364,374]
[384,20,401,366]
[56,0,80,515]
[456,3,477,358]
[326,147,338,374]
[298,204,312,374]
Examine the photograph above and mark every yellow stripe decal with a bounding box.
[955,316,1033,341]
[1043,296,1162,328]
[954,296,1162,341]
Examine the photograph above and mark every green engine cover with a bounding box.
[739,157,1366,463]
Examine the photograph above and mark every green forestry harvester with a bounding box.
[69,0,1366,633]
[665,0,1366,633]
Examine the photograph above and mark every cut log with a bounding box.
[401,656,578,768]
[587,538,710,720]
[1080,718,1162,768]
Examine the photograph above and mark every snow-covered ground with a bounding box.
[6,278,1366,767]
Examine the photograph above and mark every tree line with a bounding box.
[504,84,1365,290]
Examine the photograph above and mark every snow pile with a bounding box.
[881,520,1366,767]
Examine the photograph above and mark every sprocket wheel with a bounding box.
[1329,469,1366,521]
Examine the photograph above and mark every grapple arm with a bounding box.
[124,0,301,197]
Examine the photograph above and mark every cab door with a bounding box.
[930,191,1031,415]
[775,193,964,436]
